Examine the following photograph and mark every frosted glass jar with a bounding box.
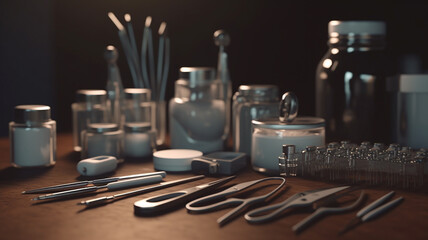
[82,123,123,161]
[232,85,279,155]
[9,105,56,167]
[251,117,325,174]
[169,67,226,153]
[124,122,156,158]
[72,90,109,152]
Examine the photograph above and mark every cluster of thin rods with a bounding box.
[296,141,427,190]
[108,12,170,102]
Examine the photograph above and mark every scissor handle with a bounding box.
[187,177,285,211]
[245,200,300,223]
[134,190,189,215]
[187,197,245,212]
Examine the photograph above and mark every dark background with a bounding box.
[1,0,428,136]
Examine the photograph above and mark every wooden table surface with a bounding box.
[0,133,427,240]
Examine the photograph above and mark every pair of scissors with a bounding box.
[134,176,235,215]
[244,186,350,223]
[186,177,286,226]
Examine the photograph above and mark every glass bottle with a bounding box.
[81,123,124,161]
[316,20,391,143]
[124,88,154,127]
[72,90,109,151]
[169,67,226,153]
[9,105,56,167]
[232,85,279,155]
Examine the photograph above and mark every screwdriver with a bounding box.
[32,175,164,201]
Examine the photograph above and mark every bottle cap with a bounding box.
[14,105,51,123]
[237,85,279,101]
[76,90,107,103]
[328,21,386,36]
[124,122,151,132]
[179,67,215,87]
[87,123,119,133]
[124,88,151,101]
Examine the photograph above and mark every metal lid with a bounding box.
[252,116,325,130]
[124,88,151,101]
[179,67,215,87]
[76,90,107,103]
[329,21,386,36]
[14,105,51,123]
[87,123,119,133]
[124,122,151,132]
[387,74,428,93]
[238,85,279,98]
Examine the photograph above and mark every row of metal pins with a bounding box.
[296,141,427,190]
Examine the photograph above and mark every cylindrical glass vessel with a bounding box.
[315,20,391,143]
[72,90,109,151]
[124,122,156,158]
[81,123,124,161]
[251,117,325,174]
[124,88,153,124]
[169,67,226,153]
[232,85,279,155]
[9,105,56,167]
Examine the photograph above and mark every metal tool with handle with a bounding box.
[186,177,286,226]
[32,175,164,201]
[78,175,204,207]
[244,186,350,224]
[134,176,235,215]
[23,171,166,194]
[292,190,366,233]
[339,191,404,235]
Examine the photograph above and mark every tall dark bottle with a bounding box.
[316,21,391,143]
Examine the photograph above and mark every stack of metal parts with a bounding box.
[297,141,427,190]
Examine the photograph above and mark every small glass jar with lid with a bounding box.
[232,85,279,155]
[124,122,156,159]
[251,92,325,174]
[9,105,56,167]
[123,88,154,124]
[81,123,124,161]
[72,90,109,152]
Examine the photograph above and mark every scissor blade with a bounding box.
[195,175,236,190]
[299,186,350,204]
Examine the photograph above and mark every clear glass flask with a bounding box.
[72,90,109,151]
[232,85,279,155]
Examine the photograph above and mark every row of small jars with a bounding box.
[82,122,156,160]
[72,88,156,160]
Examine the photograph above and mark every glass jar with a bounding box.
[251,117,325,174]
[72,90,109,151]
[124,88,154,124]
[315,20,391,143]
[9,105,56,167]
[81,123,124,161]
[232,85,279,155]
[169,67,226,153]
[124,122,156,158]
